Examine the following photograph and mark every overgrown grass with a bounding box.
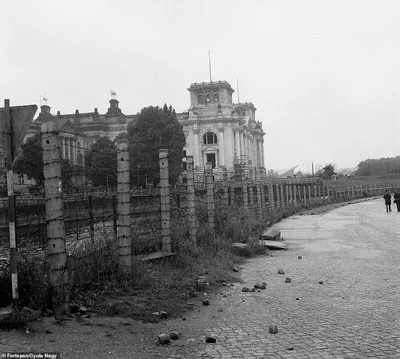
[0,191,376,327]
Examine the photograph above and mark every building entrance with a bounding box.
[206,153,216,168]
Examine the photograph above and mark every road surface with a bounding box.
[197,198,400,358]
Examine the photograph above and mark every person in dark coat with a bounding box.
[394,189,400,212]
[383,190,392,212]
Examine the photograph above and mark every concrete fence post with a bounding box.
[117,139,132,271]
[88,194,94,244]
[256,182,263,219]
[285,184,290,207]
[268,184,274,212]
[222,167,229,207]
[42,119,69,315]
[159,149,171,252]
[206,162,215,230]
[249,182,254,213]
[242,175,249,211]
[186,156,197,251]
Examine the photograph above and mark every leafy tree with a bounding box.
[127,104,185,186]
[320,164,336,179]
[13,133,44,185]
[85,137,117,187]
[356,156,400,176]
[13,132,84,188]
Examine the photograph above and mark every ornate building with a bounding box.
[177,81,266,178]
[4,79,266,189]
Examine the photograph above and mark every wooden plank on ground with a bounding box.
[134,252,176,262]
[258,239,287,250]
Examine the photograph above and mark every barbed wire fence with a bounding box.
[1,125,399,311]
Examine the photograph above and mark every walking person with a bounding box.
[394,189,400,212]
[383,190,392,212]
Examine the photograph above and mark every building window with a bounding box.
[214,93,219,102]
[203,132,218,145]
[206,94,211,103]
[198,94,203,104]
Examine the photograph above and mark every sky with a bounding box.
[2,0,400,173]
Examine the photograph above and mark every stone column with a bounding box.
[234,129,241,161]
[246,134,251,164]
[74,138,77,164]
[193,128,200,167]
[258,140,263,168]
[218,126,225,167]
[69,138,73,161]
[239,129,244,163]
[293,185,297,205]
[261,140,265,168]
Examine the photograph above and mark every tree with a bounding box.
[320,164,336,179]
[13,132,84,188]
[85,137,117,187]
[127,104,185,186]
[13,133,44,185]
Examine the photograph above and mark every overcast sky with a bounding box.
[2,0,400,172]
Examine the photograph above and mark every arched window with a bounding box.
[214,93,219,102]
[198,94,203,104]
[203,132,218,145]
[206,94,211,103]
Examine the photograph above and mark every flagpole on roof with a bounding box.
[208,50,212,82]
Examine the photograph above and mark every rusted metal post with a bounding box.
[206,162,215,230]
[117,139,131,272]
[186,156,197,250]
[42,117,70,315]
[159,149,171,252]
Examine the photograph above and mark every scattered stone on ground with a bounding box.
[254,283,266,289]
[278,269,285,274]
[233,266,239,272]
[202,299,209,306]
[169,331,181,340]
[269,325,279,334]
[319,281,324,284]
[285,277,292,283]
[249,288,256,292]
[158,333,170,345]
[298,255,302,259]
[205,336,217,343]
[241,287,249,292]
[159,311,168,319]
